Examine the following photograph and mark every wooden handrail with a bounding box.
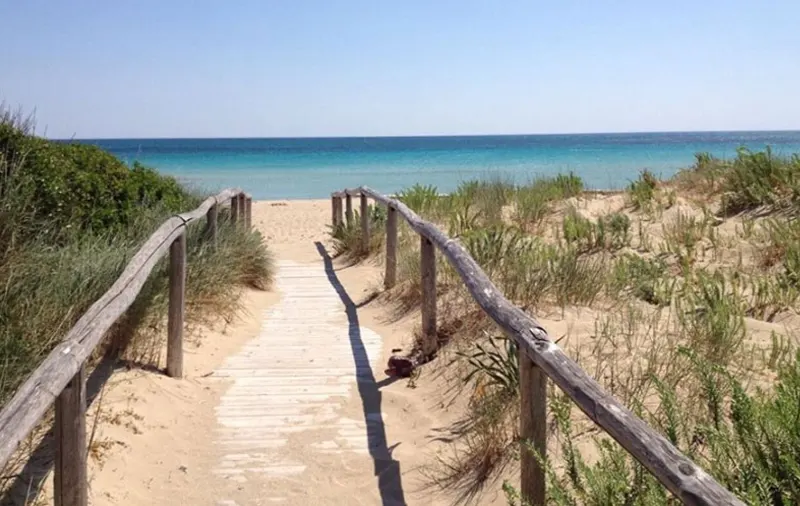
[335,186,745,506]
[0,188,253,506]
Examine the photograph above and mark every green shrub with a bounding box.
[457,333,519,399]
[721,147,800,214]
[562,208,597,252]
[627,170,659,211]
[0,125,193,241]
[677,272,745,366]
[329,205,386,259]
[507,350,800,506]
[562,209,631,253]
[397,183,439,214]
[661,211,709,262]
[609,254,672,306]
[0,112,273,412]
[513,173,584,228]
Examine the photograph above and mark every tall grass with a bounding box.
[722,147,800,214]
[329,205,387,260]
[627,170,659,211]
[0,112,273,412]
[507,351,800,506]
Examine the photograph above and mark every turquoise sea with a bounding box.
[78,132,800,200]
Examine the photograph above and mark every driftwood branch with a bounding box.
[358,186,744,506]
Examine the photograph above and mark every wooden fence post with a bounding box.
[54,365,87,506]
[345,191,354,225]
[335,196,343,227]
[385,205,397,289]
[245,195,252,229]
[231,194,239,224]
[331,194,339,227]
[167,231,186,379]
[420,235,437,356]
[520,349,547,505]
[206,202,218,245]
[360,193,370,252]
[237,193,246,227]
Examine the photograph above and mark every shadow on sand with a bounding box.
[315,242,407,506]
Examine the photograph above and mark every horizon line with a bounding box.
[55,128,800,142]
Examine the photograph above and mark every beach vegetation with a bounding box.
[329,146,800,504]
[329,205,387,260]
[0,108,273,483]
[627,169,659,211]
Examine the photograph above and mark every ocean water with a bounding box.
[78,132,800,200]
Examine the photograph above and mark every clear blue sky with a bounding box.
[2,0,799,139]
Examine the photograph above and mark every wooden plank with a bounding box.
[385,205,397,289]
[206,203,218,245]
[358,186,745,506]
[520,350,546,505]
[54,365,87,506]
[245,195,253,229]
[345,193,353,225]
[420,235,437,357]
[167,231,187,379]
[360,193,370,252]
[0,188,241,470]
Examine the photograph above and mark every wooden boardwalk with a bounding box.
[213,260,385,504]
[0,188,746,505]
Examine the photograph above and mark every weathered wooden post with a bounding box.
[206,201,218,245]
[420,235,437,356]
[519,350,547,505]
[360,192,370,252]
[54,365,87,506]
[245,195,252,229]
[385,205,397,289]
[167,230,186,379]
[231,194,239,224]
[345,191,354,225]
[335,195,344,227]
[237,193,247,227]
[331,194,339,227]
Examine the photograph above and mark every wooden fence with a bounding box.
[0,189,253,506]
[331,187,745,506]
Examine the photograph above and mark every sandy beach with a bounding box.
[28,199,508,506]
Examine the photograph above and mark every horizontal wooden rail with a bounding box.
[339,186,744,506]
[0,188,253,505]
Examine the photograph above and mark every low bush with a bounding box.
[0,110,273,410]
[627,170,659,211]
[721,147,800,214]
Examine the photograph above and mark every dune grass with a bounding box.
[0,111,273,490]
[330,146,800,505]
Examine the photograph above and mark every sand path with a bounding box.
[209,201,421,505]
[212,257,397,505]
[49,199,506,506]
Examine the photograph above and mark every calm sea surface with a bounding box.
[76,132,800,200]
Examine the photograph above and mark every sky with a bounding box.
[1,0,799,139]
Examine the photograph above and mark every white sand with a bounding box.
[36,199,508,506]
